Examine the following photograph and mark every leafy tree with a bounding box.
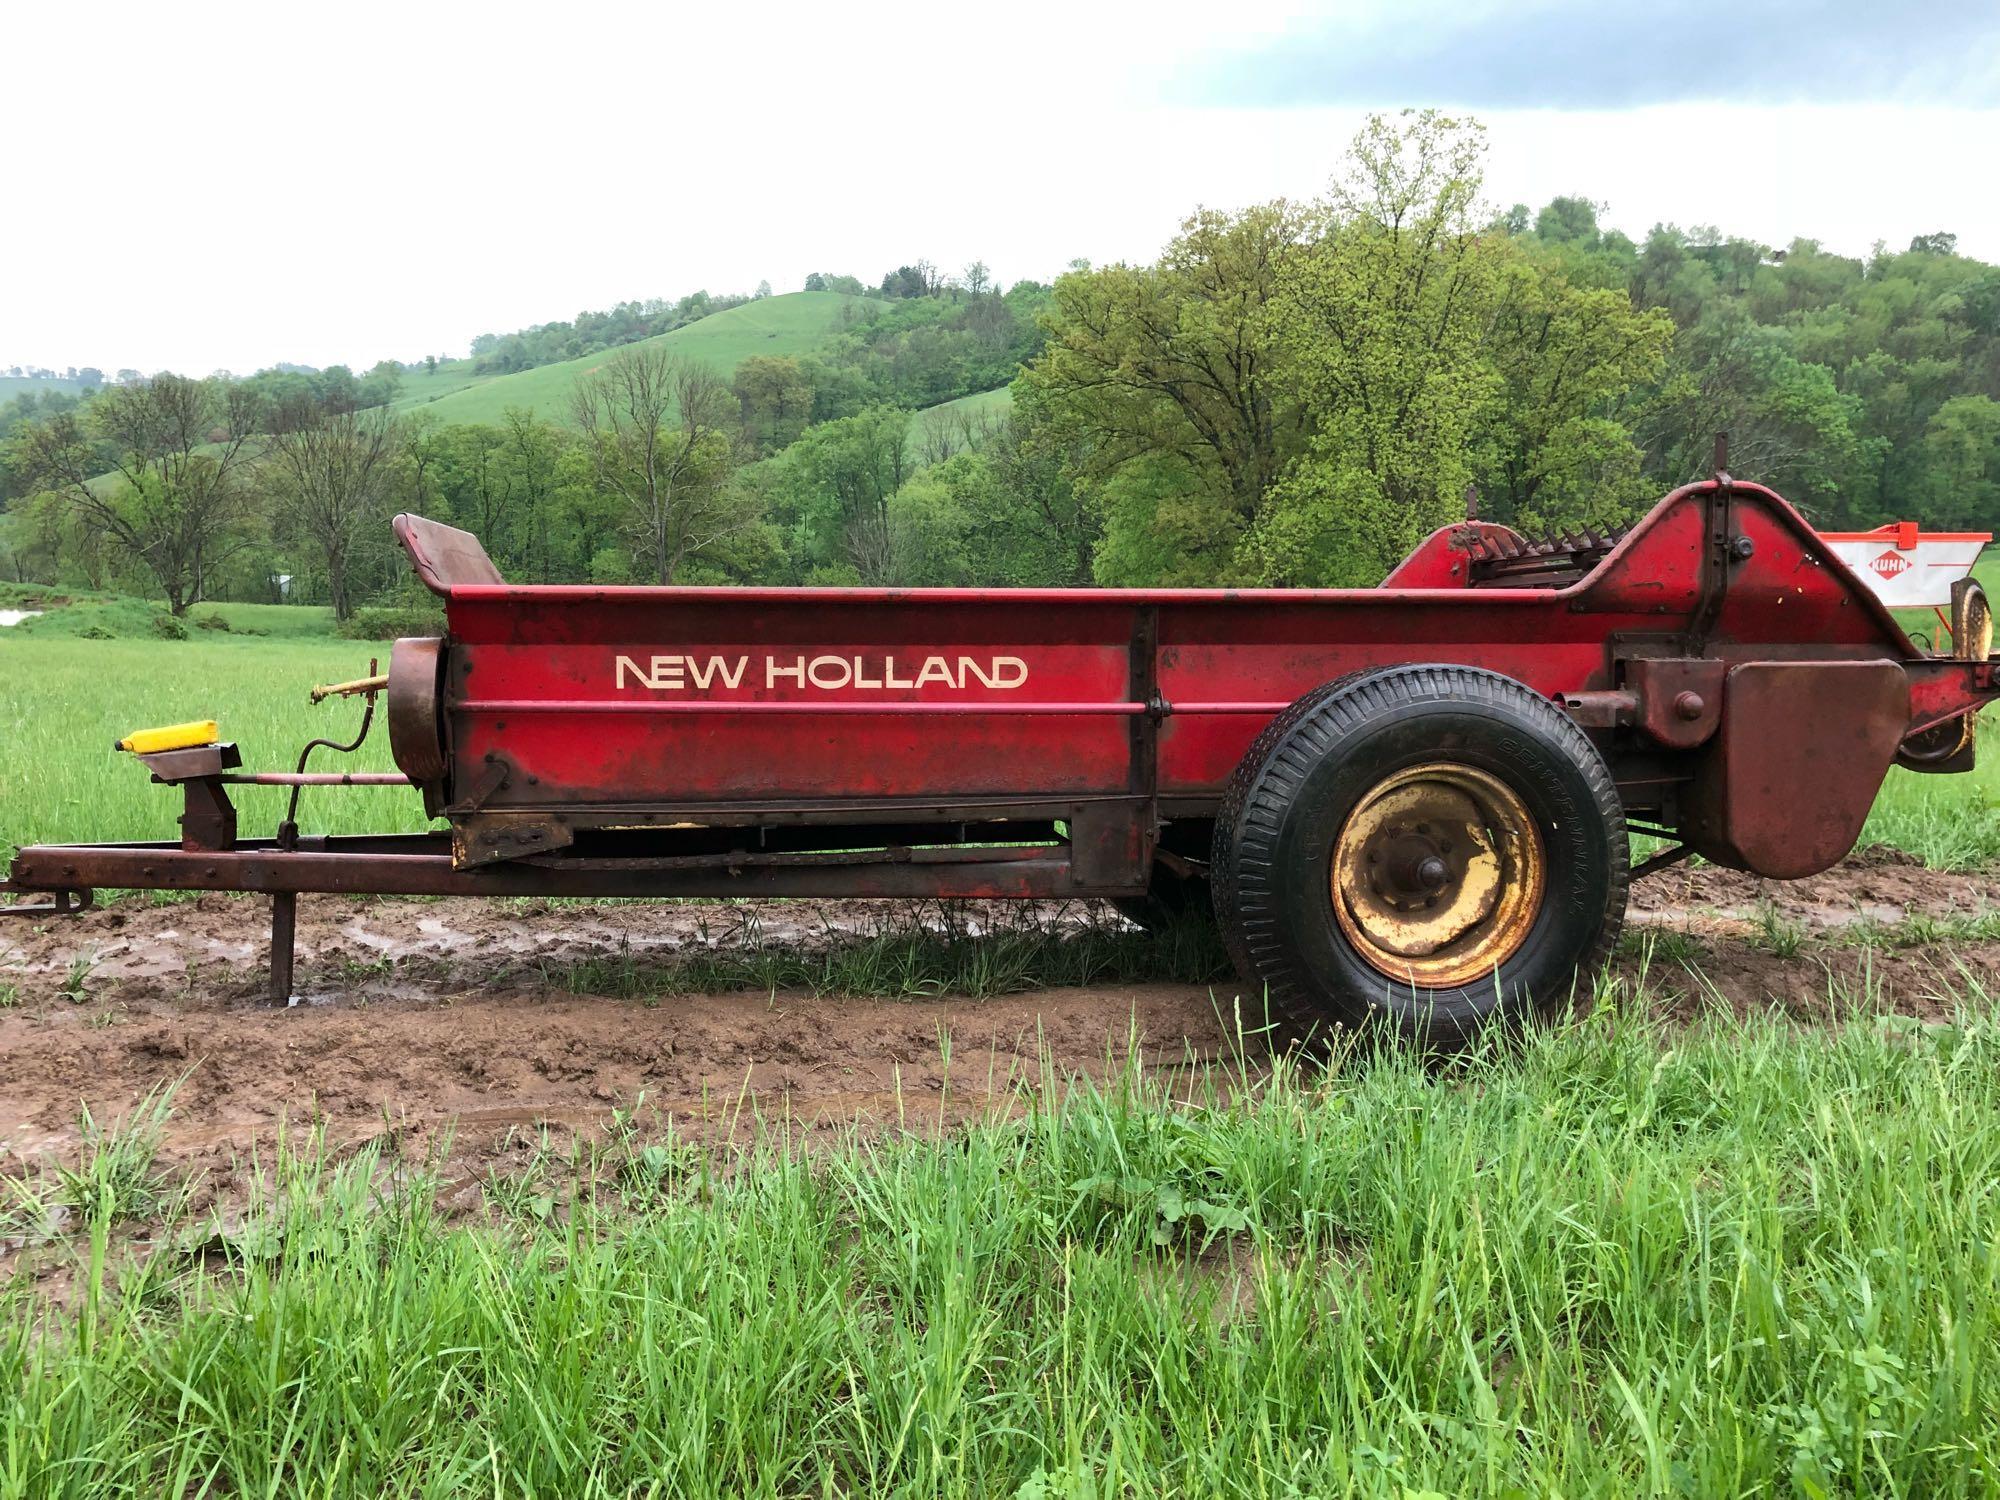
[262,401,401,618]
[569,347,747,583]
[1020,198,1313,582]
[1253,112,1502,582]
[1092,451,1244,585]
[496,408,572,581]
[1475,250,1672,525]
[1914,394,2000,528]
[733,356,815,453]
[9,374,259,612]
[360,360,404,408]
[1635,316,1866,517]
[770,406,912,575]
[1534,196,1603,245]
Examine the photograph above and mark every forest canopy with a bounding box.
[3,111,1996,613]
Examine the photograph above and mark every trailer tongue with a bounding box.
[6,473,1996,1050]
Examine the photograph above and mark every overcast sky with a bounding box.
[6,0,1997,375]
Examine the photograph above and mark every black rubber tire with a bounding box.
[1211,664,1628,1052]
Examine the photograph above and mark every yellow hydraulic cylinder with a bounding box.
[114,720,220,754]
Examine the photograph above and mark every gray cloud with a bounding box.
[1194,0,2000,109]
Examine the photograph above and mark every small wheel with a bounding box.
[1212,664,1627,1051]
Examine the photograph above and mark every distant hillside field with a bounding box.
[0,375,93,401]
[905,384,1013,445]
[393,291,886,428]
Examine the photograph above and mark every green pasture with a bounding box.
[0,584,336,642]
[0,635,423,858]
[387,354,485,406]
[0,375,91,402]
[392,292,883,428]
[905,383,1014,445]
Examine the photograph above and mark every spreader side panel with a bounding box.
[443,597,1143,807]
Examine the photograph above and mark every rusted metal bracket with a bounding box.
[446,755,511,815]
[1625,658,1725,749]
[0,882,94,919]
[1631,844,1694,880]
[140,742,243,783]
[1689,434,1746,653]
[453,812,574,868]
[180,778,239,853]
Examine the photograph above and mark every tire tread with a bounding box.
[1212,664,1629,1049]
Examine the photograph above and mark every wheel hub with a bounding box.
[1330,762,1546,988]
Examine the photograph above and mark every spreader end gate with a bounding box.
[7,472,1997,1050]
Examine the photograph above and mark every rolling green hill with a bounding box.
[393,291,886,428]
[0,375,93,402]
[905,384,1014,446]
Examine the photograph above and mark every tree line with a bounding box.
[3,110,1996,618]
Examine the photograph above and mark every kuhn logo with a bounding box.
[614,653,1029,692]
[1871,550,1911,577]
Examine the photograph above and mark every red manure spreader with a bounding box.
[6,468,1996,1048]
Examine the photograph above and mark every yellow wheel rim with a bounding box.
[1957,584,1994,664]
[1908,584,1992,762]
[1330,762,1546,988]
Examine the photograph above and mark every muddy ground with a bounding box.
[0,847,1995,1234]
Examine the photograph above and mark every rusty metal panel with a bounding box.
[1683,661,1909,879]
[1625,659,1725,749]
[444,601,1139,807]
[6,838,1088,901]
[387,637,448,816]
[394,514,503,593]
[1065,802,1151,893]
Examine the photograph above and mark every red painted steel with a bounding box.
[419,480,1943,820]
[6,476,1998,924]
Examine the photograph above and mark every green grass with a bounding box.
[393,292,884,428]
[0,584,338,641]
[7,997,2000,1495]
[905,383,1014,446]
[0,636,424,858]
[1863,752,2000,870]
[388,354,486,406]
[0,374,91,402]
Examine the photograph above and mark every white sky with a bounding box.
[5,0,1997,375]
